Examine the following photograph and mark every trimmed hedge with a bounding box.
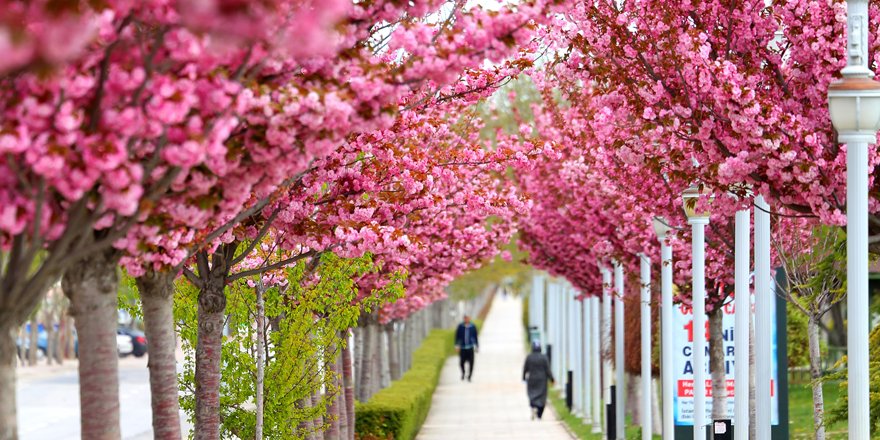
[354,328,455,440]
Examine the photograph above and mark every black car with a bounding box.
[117,327,148,357]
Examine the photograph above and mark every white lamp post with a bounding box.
[639,253,652,440]
[591,295,602,434]
[754,195,771,440]
[734,207,750,440]
[652,217,674,440]
[614,260,625,440]
[601,264,613,434]
[827,2,880,437]
[582,296,592,423]
[683,185,711,440]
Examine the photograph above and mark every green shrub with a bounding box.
[355,328,455,440]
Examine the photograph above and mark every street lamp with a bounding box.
[652,217,674,440]
[682,185,710,440]
[827,1,880,437]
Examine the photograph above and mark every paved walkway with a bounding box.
[417,294,574,440]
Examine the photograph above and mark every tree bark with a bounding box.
[137,270,182,440]
[708,307,726,420]
[62,249,121,440]
[353,326,364,401]
[749,313,756,440]
[255,284,266,440]
[324,347,339,440]
[298,398,314,439]
[807,317,826,440]
[42,310,55,366]
[0,324,18,440]
[387,324,401,381]
[194,281,226,440]
[357,319,375,402]
[311,390,323,439]
[27,319,37,366]
[651,378,661,435]
[627,373,641,425]
[341,332,355,440]
[62,313,75,360]
[336,348,348,440]
[194,246,234,440]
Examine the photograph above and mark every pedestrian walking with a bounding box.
[454,314,479,381]
[523,340,554,420]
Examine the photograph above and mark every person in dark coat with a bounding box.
[454,315,479,381]
[523,340,554,420]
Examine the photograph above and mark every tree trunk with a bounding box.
[62,250,121,440]
[652,378,661,435]
[749,313,756,440]
[27,319,37,366]
[324,346,339,440]
[627,373,641,425]
[377,324,387,391]
[0,324,18,440]
[357,320,375,402]
[807,317,826,440]
[62,313,75,360]
[194,247,233,440]
[255,284,266,440]
[43,311,55,366]
[708,307,726,420]
[353,326,364,401]
[827,303,846,348]
[298,398,314,438]
[137,269,183,440]
[336,348,348,440]
[311,390,323,439]
[387,324,401,381]
[341,332,355,440]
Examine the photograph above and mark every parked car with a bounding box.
[117,327,148,357]
[116,333,134,357]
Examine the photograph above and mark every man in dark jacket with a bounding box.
[454,315,479,381]
[523,340,554,420]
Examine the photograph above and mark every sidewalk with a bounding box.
[416,295,574,440]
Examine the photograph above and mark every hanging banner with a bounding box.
[672,281,780,425]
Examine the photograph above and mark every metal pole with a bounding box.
[755,195,771,440]
[583,296,592,423]
[536,275,546,349]
[591,295,602,434]
[690,218,709,440]
[734,208,751,440]
[547,282,556,378]
[601,266,613,434]
[658,232,674,440]
[614,261,625,440]
[640,254,652,440]
[848,139,870,439]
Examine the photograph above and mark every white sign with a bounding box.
[672,287,780,425]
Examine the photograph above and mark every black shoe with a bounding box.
[467,375,472,382]
[461,373,465,381]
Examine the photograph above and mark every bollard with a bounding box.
[606,385,616,440]
[565,370,573,411]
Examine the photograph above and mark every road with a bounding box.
[16,356,191,440]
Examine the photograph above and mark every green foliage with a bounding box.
[354,328,455,440]
[787,306,810,368]
[175,253,405,440]
[822,323,880,434]
[117,269,142,323]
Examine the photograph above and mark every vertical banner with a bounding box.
[672,283,779,425]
